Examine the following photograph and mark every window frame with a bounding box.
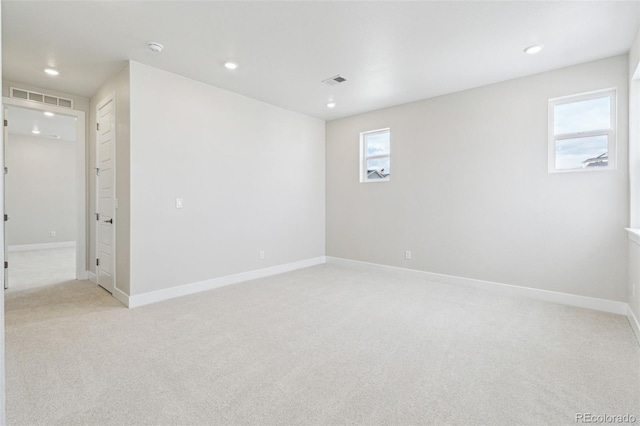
[548,88,617,174]
[360,128,391,183]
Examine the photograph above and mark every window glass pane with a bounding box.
[554,96,610,135]
[366,157,390,178]
[555,135,608,170]
[365,131,390,156]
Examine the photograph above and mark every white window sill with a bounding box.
[361,178,390,184]
[625,228,640,245]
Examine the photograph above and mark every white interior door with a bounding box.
[96,96,115,293]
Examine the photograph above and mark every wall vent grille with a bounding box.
[9,87,73,109]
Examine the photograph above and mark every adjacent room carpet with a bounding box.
[5,263,640,425]
[7,247,75,292]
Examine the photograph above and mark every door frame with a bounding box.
[2,97,87,281]
[94,93,116,294]
[3,106,7,290]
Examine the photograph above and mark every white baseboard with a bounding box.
[9,241,76,252]
[128,256,326,308]
[112,286,130,308]
[628,305,640,345]
[87,271,128,307]
[325,257,628,316]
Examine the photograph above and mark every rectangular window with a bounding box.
[548,89,616,173]
[360,128,390,182]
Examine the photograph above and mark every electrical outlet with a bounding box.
[405,250,411,260]
[50,231,56,237]
[259,250,265,260]
[176,198,183,209]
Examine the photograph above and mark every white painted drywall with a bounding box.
[128,62,325,295]
[89,64,130,295]
[6,134,75,246]
[326,55,629,302]
[628,26,640,321]
[0,5,6,421]
[630,29,640,230]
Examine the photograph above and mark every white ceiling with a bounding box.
[6,105,77,142]
[3,1,639,121]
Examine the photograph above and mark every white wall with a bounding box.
[326,55,629,302]
[6,134,75,246]
[630,24,640,228]
[0,4,6,421]
[89,64,130,295]
[128,62,325,296]
[627,26,640,324]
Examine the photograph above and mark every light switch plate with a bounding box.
[176,198,183,209]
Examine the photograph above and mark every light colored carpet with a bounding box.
[7,248,75,291]
[5,264,640,425]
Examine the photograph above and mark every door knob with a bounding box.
[104,218,113,224]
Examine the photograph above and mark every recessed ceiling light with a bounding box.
[224,61,238,70]
[44,112,55,117]
[524,44,544,55]
[148,42,164,53]
[326,102,336,108]
[32,129,40,134]
[44,68,59,76]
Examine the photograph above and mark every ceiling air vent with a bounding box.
[9,87,73,109]
[322,75,347,86]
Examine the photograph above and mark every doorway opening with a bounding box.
[3,98,86,291]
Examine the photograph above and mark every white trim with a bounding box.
[554,129,611,141]
[128,257,326,308]
[77,270,88,280]
[360,127,391,183]
[2,97,87,282]
[9,87,74,109]
[95,92,117,294]
[8,241,75,252]
[550,87,618,105]
[625,228,640,246]
[548,88,617,173]
[1,20,7,420]
[89,270,126,307]
[326,257,628,315]
[627,305,640,345]
[3,106,7,291]
[112,286,129,308]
